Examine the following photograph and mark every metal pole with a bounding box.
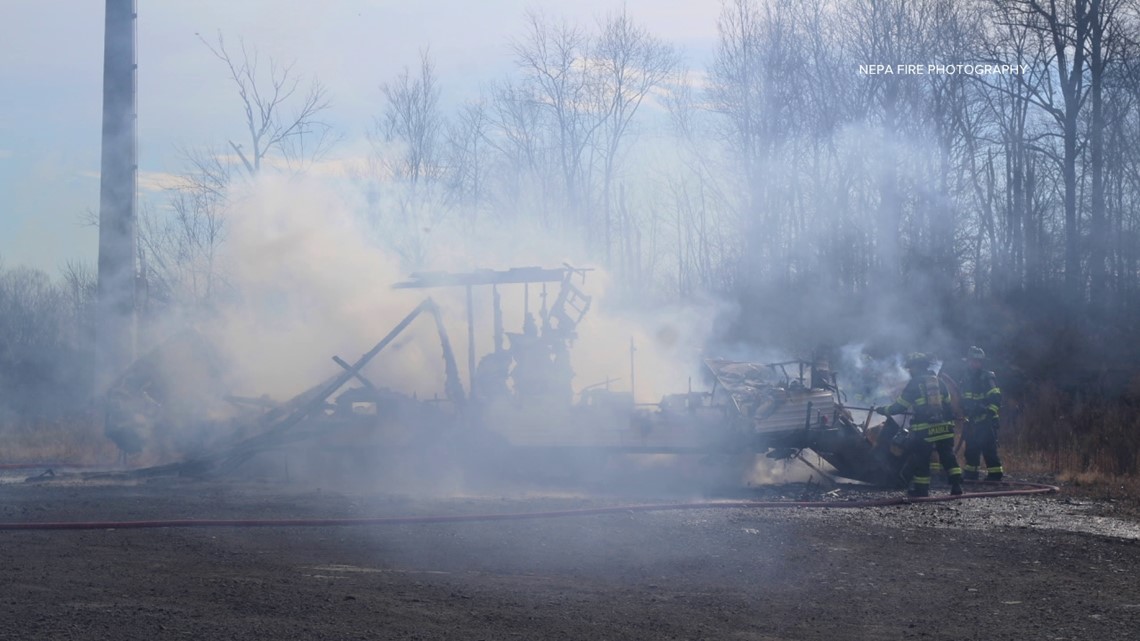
[95,0,138,392]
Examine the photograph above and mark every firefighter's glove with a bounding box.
[873,406,889,416]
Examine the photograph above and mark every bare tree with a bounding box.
[444,100,490,226]
[709,0,767,184]
[371,49,449,266]
[594,8,678,269]
[485,80,549,223]
[132,34,335,322]
[138,148,231,313]
[659,69,739,297]
[971,7,1048,293]
[0,267,76,418]
[710,0,816,288]
[1086,0,1129,307]
[376,48,444,185]
[61,260,98,345]
[1109,5,1140,297]
[512,10,607,235]
[198,32,335,176]
[845,0,936,290]
[997,1,1093,300]
[920,1,986,298]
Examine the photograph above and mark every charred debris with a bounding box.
[99,265,914,488]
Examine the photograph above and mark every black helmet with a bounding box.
[905,352,931,370]
[967,346,985,360]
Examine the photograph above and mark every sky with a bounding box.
[0,0,721,275]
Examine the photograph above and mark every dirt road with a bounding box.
[2,475,1138,640]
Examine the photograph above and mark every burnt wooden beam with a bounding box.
[332,355,377,390]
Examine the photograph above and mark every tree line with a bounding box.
[6,0,1140,423]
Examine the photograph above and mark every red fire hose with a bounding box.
[0,463,100,470]
[0,480,1057,532]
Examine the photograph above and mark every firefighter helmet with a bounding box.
[967,346,985,360]
[905,352,931,370]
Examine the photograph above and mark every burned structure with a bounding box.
[638,359,912,486]
[392,265,593,409]
[102,266,913,488]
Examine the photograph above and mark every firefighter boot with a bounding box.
[985,469,1004,482]
[962,466,980,481]
[907,486,930,498]
[949,471,964,495]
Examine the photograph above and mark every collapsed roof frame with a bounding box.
[393,265,593,393]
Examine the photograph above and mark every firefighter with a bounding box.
[961,346,1004,481]
[875,353,963,497]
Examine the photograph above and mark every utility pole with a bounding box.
[94,0,138,392]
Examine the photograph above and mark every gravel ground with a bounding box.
[1,472,1138,641]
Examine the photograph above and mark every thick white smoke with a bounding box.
[195,173,723,409]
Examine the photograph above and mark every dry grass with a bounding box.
[999,448,1056,475]
[1055,469,1140,494]
[1003,382,1140,499]
[0,414,119,466]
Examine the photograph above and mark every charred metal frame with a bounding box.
[393,265,593,392]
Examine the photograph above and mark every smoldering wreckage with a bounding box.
[100,265,956,491]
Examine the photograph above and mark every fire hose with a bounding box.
[0,480,1057,532]
[0,463,100,470]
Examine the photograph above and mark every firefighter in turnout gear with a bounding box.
[961,346,1004,481]
[875,353,964,497]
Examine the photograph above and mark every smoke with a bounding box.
[121,170,734,487]
[185,172,727,409]
[112,2,1027,489]
[207,175,433,399]
[836,343,909,407]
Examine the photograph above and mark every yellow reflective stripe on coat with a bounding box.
[912,422,952,433]
[914,422,954,442]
